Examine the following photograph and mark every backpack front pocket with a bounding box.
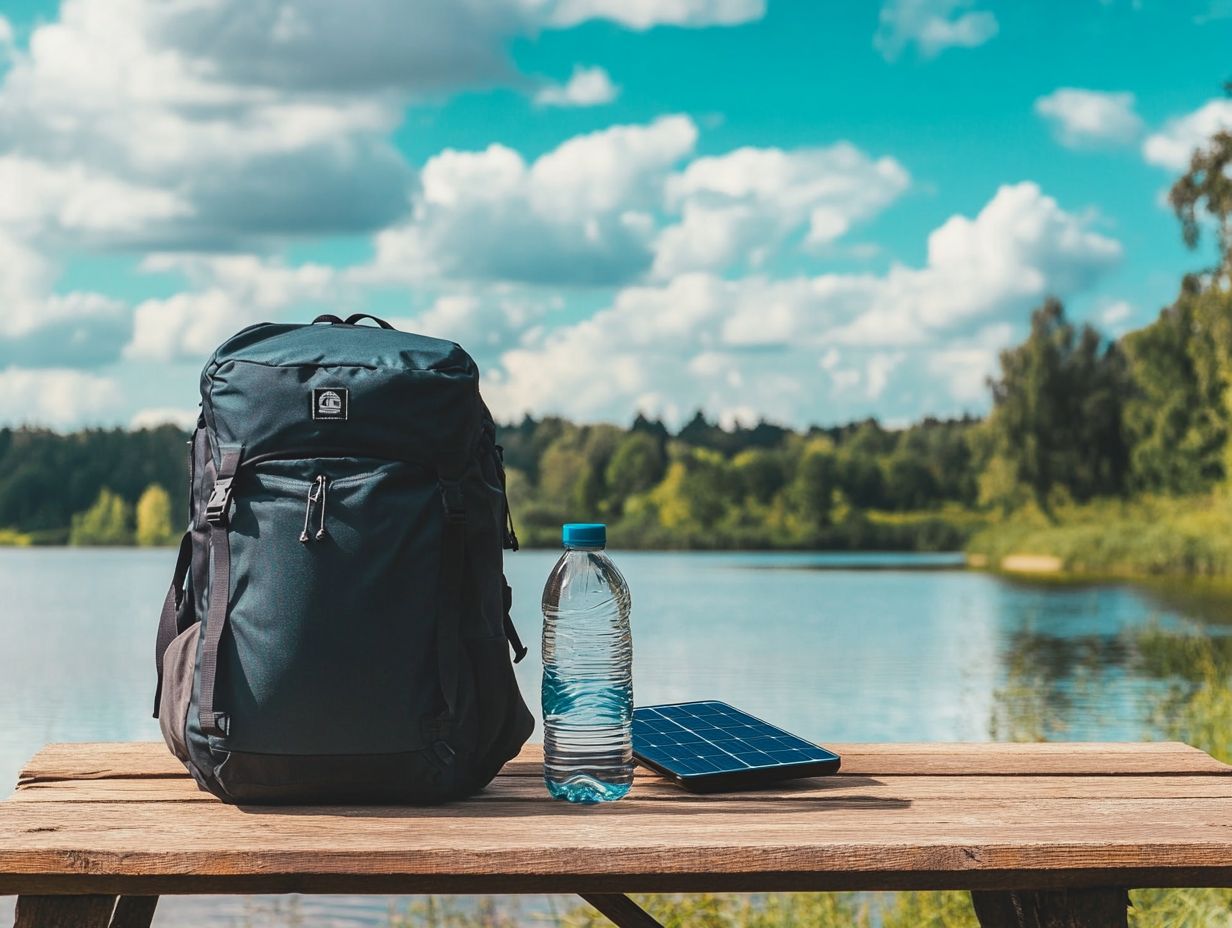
[216,457,444,756]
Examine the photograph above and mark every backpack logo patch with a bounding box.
[312,388,348,421]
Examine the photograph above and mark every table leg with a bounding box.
[108,896,159,928]
[578,893,665,928]
[13,895,116,928]
[970,888,1130,927]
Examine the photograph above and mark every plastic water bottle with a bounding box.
[541,522,633,803]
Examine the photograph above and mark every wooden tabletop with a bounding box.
[1,741,1231,897]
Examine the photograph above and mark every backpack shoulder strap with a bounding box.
[198,445,242,738]
[152,530,194,717]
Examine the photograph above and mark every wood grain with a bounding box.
[3,742,1231,897]
[15,741,1229,786]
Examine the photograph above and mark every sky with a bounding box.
[0,0,1229,431]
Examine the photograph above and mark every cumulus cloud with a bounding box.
[485,183,1121,425]
[874,0,997,61]
[1143,99,1232,170]
[0,231,128,367]
[366,121,908,288]
[0,0,758,255]
[367,116,698,286]
[130,407,199,430]
[0,368,122,426]
[125,255,337,362]
[654,142,909,276]
[1034,89,1143,148]
[541,0,766,29]
[535,65,619,107]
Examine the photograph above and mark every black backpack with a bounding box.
[153,313,534,803]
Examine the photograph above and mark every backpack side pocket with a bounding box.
[158,623,201,765]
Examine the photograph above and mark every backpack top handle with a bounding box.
[311,313,395,330]
[345,313,394,329]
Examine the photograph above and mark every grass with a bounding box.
[967,492,1232,578]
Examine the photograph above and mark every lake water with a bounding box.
[0,548,1226,926]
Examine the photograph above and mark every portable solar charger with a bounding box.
[631,700,841,793]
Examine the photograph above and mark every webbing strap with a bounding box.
[152,530,193,717]
[198,448,242,738]
[502,577,528,663]
[436,478,466,724]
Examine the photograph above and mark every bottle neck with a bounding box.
[564,544,605,552]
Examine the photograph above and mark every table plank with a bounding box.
[17,741,1229,787]
[6,741,1232,896]
[13,773,1232,803]
[2,796,1232,894]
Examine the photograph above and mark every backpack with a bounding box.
[152,313,534,803]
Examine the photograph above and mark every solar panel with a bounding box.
[632,700,841,792]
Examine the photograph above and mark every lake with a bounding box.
[0,548,1226,926]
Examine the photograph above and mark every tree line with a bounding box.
[1,126,1229,549]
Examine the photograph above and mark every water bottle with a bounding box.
[541,522,633,803]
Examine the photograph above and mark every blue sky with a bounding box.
[0,0,1229,430]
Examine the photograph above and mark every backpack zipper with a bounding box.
[298,475,328,544]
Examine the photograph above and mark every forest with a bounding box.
[1,127,1230,575]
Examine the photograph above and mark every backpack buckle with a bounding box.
[439,479,466,523]
[206,477,234,526]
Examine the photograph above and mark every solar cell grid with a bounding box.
[632,700,839,779]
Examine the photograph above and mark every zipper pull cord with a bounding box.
[314,476,329,541]
[299,476,324,544]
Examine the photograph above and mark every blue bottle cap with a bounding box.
[562,522,606,548]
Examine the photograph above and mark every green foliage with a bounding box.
[1169,129,1232,274]
[983,299,1130,509]
[69,488,133,546]
[136,484,176,547]
[0,426,188,538]
[966,493,1232,578]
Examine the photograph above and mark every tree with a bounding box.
[605,432,666,503]
[69,488,133,546]
[1169,129,1232,278]
[984,299,1129,508]
[136,484,176,546]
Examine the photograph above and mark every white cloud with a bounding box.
[654,142,909,276]
[0,367,122,426]
[130,407,198,430]
[125,255,337,362]
[924,323,1012,404]
[1097,298,1134,336]
[535,65,619,107]
[541,0,765,29]
[1143,99,1232,170]
[366,122,909,288]
[0,0,759,255]
[486,183,1121,425]
[874,0,997,61]
[0,230,128,370]
[1034,89,1143,148]
[367,116,698,286]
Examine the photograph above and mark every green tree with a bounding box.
[788,438,838,535]
[1169,128,1232,277]
[984,299,1129,508]
[604,432,666,503]
[136,484,176,546]
[69,488,134,546]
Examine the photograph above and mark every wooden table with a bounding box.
[2,742,1231,927]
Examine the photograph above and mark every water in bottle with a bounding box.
[541,522,633,803]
